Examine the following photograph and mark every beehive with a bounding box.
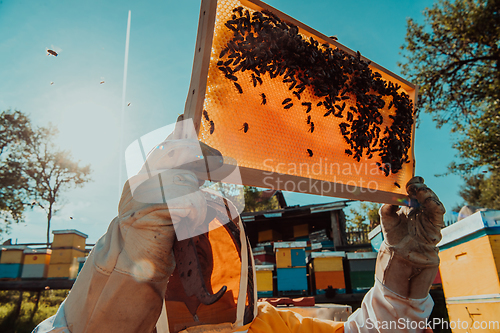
[346,252,377,292]
[437,210,500,328]
[52,229,88,250]
[309,251,346,293]
[0,245,28,279]
[274,241,307,268]
[183,0,417,205]
[276,267,308,295]
[50,248,86,264]
[255,264,274,298]
[21,249,51,279]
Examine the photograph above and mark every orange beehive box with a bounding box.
[183,0,417,205]
[315,271,345,290]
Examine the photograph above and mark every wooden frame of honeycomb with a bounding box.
[183,0,418,205]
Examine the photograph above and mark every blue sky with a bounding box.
[1,0,464,244]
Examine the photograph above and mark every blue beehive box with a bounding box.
[0,263,23,279]
[277,267,308,294]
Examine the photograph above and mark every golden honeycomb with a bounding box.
[193,0,416,202]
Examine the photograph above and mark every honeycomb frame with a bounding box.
[184,0,418,205]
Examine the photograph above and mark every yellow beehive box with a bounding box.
[445,301,500,332]
[293,224,309,238]
[258,229,281,243]
[438,211,500,299]
[0,246,28,264]
[275,248,291,268]
[310,251,345,272]
[437,210,500,326]
[256,265,274,292]
[52,229,88,250]
[23,249,51,265]
[50,248,86,265]
[47,262,79,279]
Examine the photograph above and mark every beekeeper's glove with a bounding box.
[376,176,445,299]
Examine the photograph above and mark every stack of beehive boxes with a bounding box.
[21,248,52,279]
[346,252,377,292]
[48,229,88,279]
[438,210,500,328]
[0,245,28,279]
[309,251,346,294]
[275,241,308,296]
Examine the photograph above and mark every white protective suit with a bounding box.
[33,117,443,333]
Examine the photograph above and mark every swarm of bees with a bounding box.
[213,6,414,176]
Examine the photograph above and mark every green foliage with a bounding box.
[347,202,381,230]
[242,186,281,212]
[0,290,68,333]
[458,170,500,209]
[400,0,500,207]
[0,109,92,243]
[0,110,34,229]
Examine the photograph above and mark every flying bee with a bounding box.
[240,122,249,133]
[46,49,58,57]
[261,93,267,105]
[309,121,315,133]
[209,120,215,134]
[307,149,313,157]
[302,102,312,113]
[234,82,243,94]
[282,98,292,105]
[203,110,210,121]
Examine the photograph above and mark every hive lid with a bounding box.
[52,229,88,239]
[24,248,52,254]
[310,251,345,259]
[346,252,378,260]
[1,245,28,251]
[274,241,307,249]
[255,264,274,271]
[438,210,500,248]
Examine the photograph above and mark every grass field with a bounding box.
[0,289,68,333]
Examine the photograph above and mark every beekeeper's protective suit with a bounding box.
[34,116,444,333]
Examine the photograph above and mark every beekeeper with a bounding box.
[34,116,444,333]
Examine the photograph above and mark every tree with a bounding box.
[0,110,92,243]
[0,110,35,233]
[346,202,381,244]
[242,186,281,212]
[23,125,92,245]
[399,0,500,208]
[458,170,500,209]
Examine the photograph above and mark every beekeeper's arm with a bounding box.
[34,117,209,333]
[343,176,444,333]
